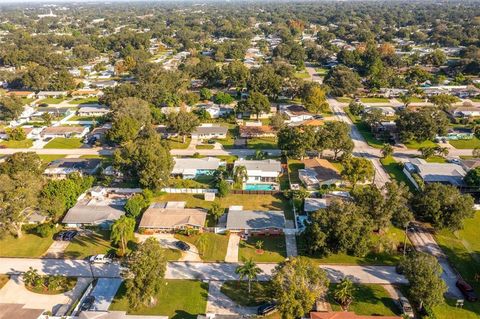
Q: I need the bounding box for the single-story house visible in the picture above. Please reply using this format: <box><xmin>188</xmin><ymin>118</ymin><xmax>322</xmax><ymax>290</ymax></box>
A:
<box><xmin>172</xmin><ymin>157</ymin><xmax>224</xmax><ymax>179</ymax></box>
<box><xmin>200</xmin><ymin>104</ymin><xmax>233</xmax><ymax>119</ymax></box>
<box><xmin>37</xmin><ymin>91</ymin><xmax>68</xmax><ymax>98</ymax></box>
<box><xmin>299</xmin><ymin>158</ymin><xmax>342</xmax><ymax>189</ymax></box>
<box><xmin>240</xmin><ymin>106</ymin><xmax>277</xmax><ymax>119</ymax></box>
<box><xmin>233</xmin><ymin>159</ymin><xmax>282</xmax><ymax>188</ymax></box>
<box><xmin>43</xmin><ymin>158</ymin><xmax>102</xmax><ymax>178</ymax></box>
<box><xmin>138</xmin><ymin>201</ymin><xmax>207</xmax><ymax>232</ymax></box>
<box><xmin>70</xmin><ymin>89</ymin><xmax>102</xmax><ymax>97</ymax></box>
<box><xmin>0</xmin><ymin>303</ymin><xmax>44</xmax><ymax>319</ymax></box>
<box><xmin>225</xmin><ymin>206</ymin><xmax>285</xmax><ymax>235</ymax></box>
<box><xmin>90</xmin><ymin>80</ymin><xmax>118</xmax><ymax>89</ymax></box>
<box><xmin>404</xmin><ymin>158</ymin><xmax>466</xmax><ymax>188</ymax></box>
<box><xmin>364</xmin><ymin>106</ymin><xmax>396</xmax><ymax>117</ymax></box>
<box><xmin>77</xmin><ymin>106</ymin><xmax>110</xmax><ymax>117</ymax></box>
<box><xmin>451</xmin><ymin>106</ymin><xmax>480</xmax><ymax>118</ymax></box>
<box><xmin>32</xmin><ymin>107</ymin><xmax>75</xmax><ymax>118</ymax></box>
<box><xmin>7</xmin><ymin>91</ymin><xmax>35</xmax><ymax>99</ymax></box>
<box><xmin>84</xmin><ymin>123</ymin><xmax>111</xmax><ymax>143</ymax></box>
<box><xmin>239</xmin><ymin>124</ymin><xmax>276</xmax><ymax>138</ymax></box>
<box><xmin>191</xmin><ymin>124</ymin><xmax>228</xmax><ymax>139</ymax></box>
<box><xmin>310</xmin><ymin>311</ymin><xmax>401</xmax><ymax>319</ymax></box>
<box><xmin>41</xmin><ymin>125</ymin><xmax>89</xmax><ymax>138</ymax></box>
<box><xmin>280</xmin><ymin>104</ymin><xmax>313</xmax><ymax>123</ymax></box>
<box><xmin>460</xmin><ymin>158</ymin><xmax>480</xmax><ymax>171</ymax></box>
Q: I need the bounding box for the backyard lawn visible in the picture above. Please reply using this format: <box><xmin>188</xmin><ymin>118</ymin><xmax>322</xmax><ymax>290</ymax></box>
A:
<box><xmin>110</xmin><ymin>280</ymin><xmax>208</xmax><ymax>319</ymax></box>
<box><xmin>220</xmin><ymin>281</ymin><xmax>273</xmax><ymax>306</ymax></box>
<box><xmin>360</xmin><ymin>97</ymin><xmax>390</xmax><ymax>103</ymax></box>
<box><xmin>154</xmin><ymin>193</ymin><xmax>294</xmax><ymax>220</ymax></box>
<box><xmin>0</xmin><ymin>139</ymin><xmax>33</xmax><ymax>148</ymax></box>
<box><xmin>246</xmin><ymin>137</ymin><xmax>277</xmax><ymax>149</ymax></box>
<box><xmin>328</xmin><ymin>284</ymin><xmax>400</xmax><ymax>316</ymax></box>
<box><xmin>239</xmin><ymin>235</ymin><xmax>286</xmax><ymax>263</ymax></box>
<box><xmin>167</xmin><ymin>137</ymin><xmax>191</xmax><ymax>149</ymax></box>
<box><xmin>175</xmin><ymin>233</ymin><xmax>229</xmax><ymax>262</ymax></box>
<box><xmin>0</xmin><ymin>231</ymin><xmax>54</xmax><ymax>257</ymax></box>
<box><xmin>380</xmin><ymin>156</ymin><xmax>416</xmax><ymax>191</ymax></box>
<box><xmin>449</xmin><ymin>137</ymin><xmax>480</xmax><ymax>149</ymax></box>
<box><xmin>69</xmin><ymin>97</ymin><xmax>99</xmax><ymax>105</ymax></box>
<box><xmin>44</xmin><ymin>138</ymin><xmax>83</xmax><ymax>149</ymax></box>
<box><xmin>64</xmin><ymin>230</ymin><xmax>114</xmax><ymax>259</ymax></box>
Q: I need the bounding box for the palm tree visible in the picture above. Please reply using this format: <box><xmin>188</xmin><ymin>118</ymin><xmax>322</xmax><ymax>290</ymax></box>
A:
<box><xmin>235</xmin><ymin>258</ymin><xmax>262</xmax><ymax>293</ymax></box>
<box><xmin>234</xmin><ymin>165</ymin><xmax>248</xmax><ymax>185</ymax></box>
<box><xmin>333</xmin><ymin>277</ymin><xmax>355</xmax><ymax>311</ymax></box>
<box><xmin>381</xmin><ymin>144</ymin><xmax>394</xmax><ymax>158</ymax></box>
<box><xmin>111</xmin><ymin>216</ymin><xmax>135</xmax><ymax>256</ymax></box>
<box><xmin>23</xmin><ymin>267</ymin><xmax>41</xmax><ymax>287</ymax></box>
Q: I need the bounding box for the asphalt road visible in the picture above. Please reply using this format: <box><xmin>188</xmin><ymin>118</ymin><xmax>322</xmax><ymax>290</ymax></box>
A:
<box><xmin>0</xmin><ymin>258</ymin><xmax>407</xmax><ymax>284</ymax></box>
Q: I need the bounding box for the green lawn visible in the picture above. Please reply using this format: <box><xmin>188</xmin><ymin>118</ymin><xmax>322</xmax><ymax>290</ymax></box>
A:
<box><xmin>220</xmin><ymin>281</ymin><xmax>273</xmax><ymax>306</ymax></box>
<box><xmin>0</xmin><ymin>231</ymin><xmax>54</xmax><ymax>257</ymax></box>
<box><xmin>432</xmin><ymin>297</ymin><xmax>480</xmax><ymax>319</ymax></box>
<box><xmin>163</xmin><ymin>248</ymin><xmax>183</xmax><ymax>261</ymax></box>
<box><xmin>69</xmin><ymin>97</ymin><xmax>99</xmax><ymax>105</ymax></box>
<box><xmin>68</xmin><ymin>116</ymin><xmax>98</xmax><ymax>121</ymax></box>
<box><xmin>409</xmin><ymin>97</ymin><xmax>425</xmax><ymax>103</ymax></box>
<box><xmin>154</xmin><ymin>193</ymin><xmax>293</xmax><ymax>221</ymax></box>
<box><xmin>345</xmin><ymin>110</ymin><xmax>384</xmax><ymax>149</ymax></box>
<box><xmin>175</xmin><ymin>233</ymin><xmax>229</xmax><ymax>262</ymax></box>
<box><xmin>38</xmin><ymin>154</ymin><xmax>67</xmax><ymax>163</ymax></box>
<box><xmin>167</xmin><ymin>137</ymin><xmax>191</xmax><ymax>149</ymax></box>
<box><xmin>239</xmin><ymin>235</ymin><xmax>286</xmax><ymax>263</ymax></box>
<box><xmin>110</xmin><ymin>280</ymin><xmax>208</xmax><ymax>319</ymax></box>
<box><xmin>64</xmin><ymin>230</ymin><xmax>114</xmax><ymax>259</ymax></box>
<box><xmin>246</xmin><ymin>137</ymin><xmax>277</xmax><ymax>149</ymax></box>
<box><xmin>39</xmin><ymin>97</ymin><xmax>66</xmax><ymax>104</ymax></box>
<box><xmin>328</xmin><ymin>284</ymin><xmax>400</xmax><ymax>316</ymax></box>
<box><xmin>294</xmin><ymin>71</ymin><xmax>310</xmax><ymax>79</ymax></box>
<box><xmin>403</xmin><ymin>140</ymin><xmax>437</xmax><ymax>149</ymax></box>
<box><xmin>195</xmin><ymin>144</ymin><xmax>215</xmax><ymax>150</ymax></box>
<box><xmin>449</xmin><ymin>137</ymin><xmax>480</xmax><ymax>149</ymax></box>
<box><xmin>425</xmin><ymin>155</ymin><xmax>448</xmax><ymax>163</ymax></box>
<box><xmin>44</xmin><ymin>138</ymin><xmax>83</xmax><ymax>149</ymax></box>
<box><xmin>298</xmin><ymin>227</ymin><xmax>408</xmax><ymax>266</ymax></box>
<box><xmin>0</xmin><ymin>139</ymin><xmax>33</xmax><ymax>148</ymax></box>
<box><xmin>315</xmin><ymin>68</ymin><xmax>328</xmax><ymax>75</ymax></box>
<box><xmin>337</xmin><ymin>97</ymin><xmax>353</xmax><ymax>103</ymax></box>
<box><xmin>380</xmin><ymin>156</ymin><xmax>416</xmax><ymax>191</ymax></box>
<box><xmin>360</xmin><ymin>97</ymin><xmax>390</xmax><ymax>103</ymax></box>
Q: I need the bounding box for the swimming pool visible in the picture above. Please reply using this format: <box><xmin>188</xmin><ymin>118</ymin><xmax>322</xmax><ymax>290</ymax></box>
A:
<box><xmin>244</xmin><ymin>183</ymin><xmax>275</xmax><ymax>191</ymax></box>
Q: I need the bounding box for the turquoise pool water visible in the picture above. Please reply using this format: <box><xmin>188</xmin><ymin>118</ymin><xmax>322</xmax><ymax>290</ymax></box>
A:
<box><xmin>244</xmin><ymin>183</ymin><xmax>275</xmax><ymax>191</ymax></box>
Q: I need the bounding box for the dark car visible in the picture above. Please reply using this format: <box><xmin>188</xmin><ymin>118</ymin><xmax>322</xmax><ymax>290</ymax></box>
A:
<box><xmin>257</xmin><ymin>302</ymin><xmax>276</xmax><ymax>316</ymax></box>
<box><xmin>63</xmin><ymin>231</ymin><xmax>78</xmax><ymax>241</ymax></box>
<box><xmin>174</xmin><ymin>241</ymin><xmax>190</xmax><ymax>251</ymax></box>
<box><xmin>457</xmin><ymin>279</ymin><xmax>479</xmax><ymax>302</ymax></box>
<box><xmin>207</xmin><ymin>139</ymin><xmax>216</xmax><ymax>144</ymax></box>
<box><xmin>54</xmin><ymin>231</ymin><xmax>66</xmax><ymax>241</ymax></box>
<box><xmin>80</xmin><ymin>295</ymin><xmax>95</xmax><ymax>311</ymax></box>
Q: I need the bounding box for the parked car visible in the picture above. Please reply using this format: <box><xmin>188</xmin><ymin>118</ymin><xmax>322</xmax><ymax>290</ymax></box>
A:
<box><xmin>80</xmin><ymin>295</ymin><xmax>95</xmax><ymax>311</ymax></box>
<box><xmin>174</xmin><ymin>241</ymin><xmax>190</xmax><ymax>251</ymax></box>
<box><xmin>257</xmin><ymin>302</ymin><xmax>276</xmax><ymax>316</ymax></box>
<box><xmin>54</xmin><ymin>230</ymin><xmax>77</xmax><ymax>241</ymax></box>
<box><xmin>399</xmin><ymin>297</ymin><xmax>415</xmax><ymax>318</ymax></box>
<box><xmin>456</xmin><ymin>279</ymin><xmax>479</xmax><ymax>302</ymax></box>
<box><xmin>207</xmin><ymin>139</ymin><xmax>216</xmax><ymax>144</ymax></box>
<box><xmin>89</xmin><ymin>254</ymin><xmax>112</xmax><ymax>264</ymax></box>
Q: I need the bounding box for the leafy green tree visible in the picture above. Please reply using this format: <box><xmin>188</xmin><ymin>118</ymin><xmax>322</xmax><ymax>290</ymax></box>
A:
<box><xmin>214</xmin><ymin>92</ymin><xmax>234</xmax><ymax>105</ymax></box>
<box><xmin>423</xmin><ymin>49</ymin><xmax>447</xmax><ymax>67</ymax></box>
<box><xmin>348</xmin><ymin>101</ymin><xmax>364</xmax><ymax>116</ymax></box>
<box><xmin>41</xmin><ymin>112</ymin><xmax>53</xmax><ymax>126</ymax></box>
<box><xmin>464</xmin><ymin>167</ymin><xmax>480</xmax><ymax>189</ymax></box>
<box><xmin>384</xmin><ymin>181</ymin><xmax>414</xmax><ymax>228</ymax></box>
<box><xmin>183</xmin><ymin>92</ymin><xmax>200</xmax><ymax>106</ymax></box>
<box><xmin>0</xmin><ymin>96</ymin><xmax>24</xmax><ymax>121</ymax></box>
<box><xmin>400</xmin><ymin>252</ymin><xmax>447</xmax><ymax>309</ymax></box>
<box><xmin>381</xmin><ymin>144</ymin><xmax>394</xmax><ymax>158</ymax></box>
<box><xmin>236</xmin><ymin>91</ymin><xmax>270</xmax><ymax>119</ymax></box>
<box><xmin>324</xmin><ymin>121</ymin><xmax>354</xmax><ymax>160</ymax></box>
<box><xmin>166</xmin><ymin>109</ymin><xmax>199</xmax><ymax>143</ymax></box>
<box><xmin>223</xmin><ymin>60</ymin><xmax>250</xmax><ymax>88</ymax></box>
<box><xmin>114</xmin><ymin>129</ymin><xmax>173</xmax><ymax>190</ymax></box>
<box><xmin>341</xmin><ymin>157</ymin><xmax>374</xmax><ymax>188</ymax></box>
<box><xmin>271</xmin><ymin>257</ymin><xmax>329</xmax><ymax>319</ymax></box>
<box><xmin>324</xmin><ymin>65</ymin><xmax>361</xmax><ymax>97</ymax></box>
<box><xmin>352</xmin><ymin>184</ymin><xmax>391</xmax><ymax>231</ymax></box>
<box><xmin>125</xmin><ymin>194</ymin><xmax>148</xmax><ymax>218</ymax></box>
<box><xmin>233</xmin><ymin>165</ymin><xmax>248</xmax><ymax>185</ymax></box>
<box><xmin>126</xmin><ymin>238</ymin><xmax>166</xmax><ymax>309</ymax></box>
<box><xmin>333</xmin><ymin>277</ymin><xmax>355</xmax><ymax>310</ymax></box>
<box><xmin>5</xmin><ymin>127</ymin><xmax>26</xmax><ymax>141</ymax></box>
<box><xmin>269</xmin><ymin>112</ymin><xmax>287</xmax><ymax>130</ymax></box>
<box><xmin>208</xmin><ymin>202</ymin><xmax>224</xmax><ymax>223</ymax></box>
<box><xmin>21</xmin><ymin>65</ymin><xmax>52</xmax><ymax>90</ymax></box>
<box><xmin>277</xmin><ymin>126</ymin><xmax>315</xmax><ymax>159</ymax></box>
<box><xmin>199</xmin><ymin>88</ymin><xmax>213</xmax><ymax>100</ymax></box>
<box><xmin>362</xmin><ymin>108</ymin><xmax>384</xmax><ymax>128</ymax></box>
<box><xmin>217</xmin><ymin>179</ymin><xmax>230</xmax><ymax>198</ymax></box>
<box><xmin>235</xmin><ymin>258</ymin><xmax>263</xmax><ymax>293</ymax></box>
<box><xmin>412</xmin><ymin>183</ymin><xmax>474</xmax><ymax>231</ymax></box>
<box><xmin>248</xmin><ymin>65</ymin><xmax>282</xmax><ymax>98</ymax></box>
<box><xmin>111</xmin><ymin>216</ymin><xmax>135</xmax><ymax>256</ymax></box>
<box><xmin>419</xmin><ymin>146</ymin><xmax>436</xmax><ymax>159</ymax></box>
<box><xmin>23</xmin><ymin>267</ymin><xmax>41</xmax><ymax>287</ymax></box>
<box><xmin>301</xmin><ymin>84</ymin><xmax>329</xmax><ymax>114</ymax></box>
<box><xmin>428</xmin><ymin>94</ymin><xmax>458</xmax><ymax>111</ymax></box>
<box><xmin>396</xmin><ymin>108</ymin><xmax>449</xmax><ymax>143</ymax></box>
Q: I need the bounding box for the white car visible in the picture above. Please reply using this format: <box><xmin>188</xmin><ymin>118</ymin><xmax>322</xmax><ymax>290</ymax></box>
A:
<box><xmin>89</xmin><ymin>254</ymin><xmax>112</xmax><ymax>264</ymax></box>
<box><xmin>399</xmin><ymin>297</ymin><xmax>414</xmax><ymax>318</ymax></box>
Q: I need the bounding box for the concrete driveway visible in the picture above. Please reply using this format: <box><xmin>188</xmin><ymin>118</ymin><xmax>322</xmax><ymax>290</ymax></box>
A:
<box><xmin>43</xmin><ymin>240</ymin><xmax>71</xmax><ymax>258</ymax></box>
<box><xmin>225</xmin><ymin>234</ymin><xmax>239</xmax><ymax>262</ymax></box>
<box><xmin>89</xmin><ymin>278</ymin><xmax>123</xmax><ymax>311</ymax></box>
<box><xmin>206</xmin><ymin>281</ymin><xmax>257</xmax><ymax>315</ymax></box>
<box><xmin>136</xmin><ymin>234</ymin><xmax>201</xmax><ymax>262</ymax></box>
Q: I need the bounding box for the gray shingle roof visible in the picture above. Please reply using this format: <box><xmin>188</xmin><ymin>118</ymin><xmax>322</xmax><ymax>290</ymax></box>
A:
<box><xmin>226</xmin><ymin>208</ymin><xmax>285</xmax><ymax>230</ymax></box>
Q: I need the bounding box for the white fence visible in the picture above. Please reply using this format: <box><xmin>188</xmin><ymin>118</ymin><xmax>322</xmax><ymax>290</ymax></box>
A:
<box><xmin>161</xmin><ymin>188</ymin><xmax>218</xmax><ymax>194</ymax></box>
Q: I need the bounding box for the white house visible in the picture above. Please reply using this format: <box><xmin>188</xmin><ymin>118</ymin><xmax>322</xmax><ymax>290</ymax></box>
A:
<box><xmin>77</xmin><ymin>106</ymin><xmax>110</xmax><ymax>117</ymax></box>
<box><xmin>200</xmin><ymin>104</ymin><xmax>233</xmax><ymax>119</ymax></box>
<box><xmin>404</xmin><ymin>158</ymin><xmax>466</xmax><ymax>189</ymax></box>
<box><xmin>37</xmin><ymin>91</ymin><xmax>68</xmax><ymax>98</ymax></box>
<box><xmin>233</xmin><ymin>159</ymin><xmax>282</xmax><ymax>189</ymax></box>
<box><xmin>191</xmin><ymin>124</ymin><xmax>228</xmax><ymax>139</ymax></box>
<box><xmin>280</xmin><ymin>104</ymin><xmax>314</xmax><ymax>123</ymax></box>
<box><xmin>41</xmin><ymin>126</ymin><xmax>89</xmax><ymax>138</ymax></box>
<box><xmin>171</xmin><ymin>157</ymin><xmax>224</xmax><ymax>179</ymax></box>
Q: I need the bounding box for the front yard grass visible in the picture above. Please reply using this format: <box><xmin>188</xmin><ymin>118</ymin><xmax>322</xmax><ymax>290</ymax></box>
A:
<box><xmin>0</xmin><ymin>139</ymin><xmax>33</xmax><ymax>148</ymax></box>
<box><xmin>425</xmin><ymin>155</ymin><xmax>448</xmax><ymax>163</ymax></box>
<box><xmin>39</xmin><ymin>97</ymin><xmax>66</xmax><ymax>104</ymax></box>
<box><xmin>64</xmin><ymin>230</ymin><xmax>114</xmax><ymax>259</ymax></box>
<box><xmin>38</xmin><ymin>154</ymin><xmax>67</xmax><ymax>163</ymax></box>
<box><xmin>110</xmin><ymin>280</ymin><xmax>208</xmax><ymax>319</ymax></box>
<box><xmin>336</xmin><ymin>97</ymin><xmax>352</xmax><ymax>103</ymax></box>
<box><xmin>69</xmin><ymin>97</ymin><xmax>99</xmax><ymax>105</ymax></box>
<box><xmin>195</xmin><ymin>144</ymin><xmax>215</xmax><ymax>150</ymax></box>
<box><xmin>246</xmin><ymin>137</ymin><xmax>277</xmax><ymax>149</ymax></box>
<box><xmin>449</xmin><ymin>137</ymin><xmax>480</xmax><ymax>149</ymax></box>
<box><xmin>239</xmin><ymin>235</ymin><xmax>286</xmax><ymax>263</ymax></box>
<box><xmin>175</xmin><ymin>233</ymin><xmax>229</xmax><ymax>262</ymax></box>
<box><xmin>0</xmin><ymin>231</ymin><xmax>53</xmax><ymax>257</ymax></box>
<box><xmin>294</xmin><ymin>71</ymin><xmax>310</xmax><ymax>79</ymax></box>
<box><xmin>360</xmin><ymin>97</ymin><xmax>390</xmax><ymax>103</ymax></box>
<box><xmin>380</xmin><ymin>156</ymin><xmax>416</xmax><ymax>191</ymax></box>
<box><xmin>44</xmin><ymin>138</ymin><xmax>83</xmax><ymax>149</ymax></box>
<box><xmin>328</xmin><ymin>283</ymin><xmax>400</xmax><ymax>316</ymax></box>
<box><xmin>166</xmin><ymin>136</ymin><xmax>191</xmax><ymax>149</ymax></box>
<box><xmin>220</xmin><ymin>281</ymin><xmax>273</xmax><ymax>306</ymax></box>
<box><xmin>315</xmin><ymin>68</ymin><xmax>328</xmax><ymax>75</ymax></box>
<box><xmin>68</xmin><ymin>116</ymin><xmax>98</xmax><ymax>121</ymax></box>
<box><xmin>432</xmin><ymin>297</ymin><xmax>480</xmax><ymax>319</ymax></box>
<box><xmin>403</xmin><ymin>140</ymin><xmax>437</xmax><ymax>149</ymax></box>
<box><xmin>217</xmin><ymin>127</ymin><xmax>237</xmax><ymax>149</ymax></box>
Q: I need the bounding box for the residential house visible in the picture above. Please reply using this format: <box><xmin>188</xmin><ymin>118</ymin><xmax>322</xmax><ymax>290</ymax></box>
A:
<box><xmin>32</xmin><ymin>107</ymin><xmax>75</xmax><ymax>119</ymax></box>
<box><xmin>233</xmin><ymin>159</ymin><xmax>282</xmax><ymax>189</ymax></box>
<box><xmin>191</xmin><ymin>124</ymin><xmax>228</xmax><ymax>139</ymax></box>
<box><xmin>280</xmin><ymin>104</ymin><xmax>314</xmax><ymax>123</ymax></box>
<box><xmin>404</xmin><ymin>158</ymin><xmax>466</xmax><ymax>189</ymax></box>
<box><xmin>0</xmin><ymin>304</ymin><xmax>44</xmax><ymax>319</ymax></box>
<box><xmin>298</xmin><ymin>158</ymin><xmax>342</xmax><ymax>189</ymax></box>
<box><xmin>225</xmin><ymin>206</ymin><xmax>285</xmax><ymax>235</ymax></box>
<box><xmin>200</xmin><ymin>104</ymin><xmax>233</xmax><ymax>119</ymax></box>
<box><xmin>239</xmin><ymin>123</ymin><xmax>276</xmax><ymax>138</ymax></box>
<box><xmin>364</xmin><ymin>106</ymin><xmax>396</xmax><ymax>117</ymax></box>
<box><xmin>172</xmin><ymin>157</ymin><xmax>224</xmax><ymax>179</ymax></box>
<box><xmin>41</xmin><ymin>126</ymin><xmax>89</xmax><ymax>138</ymax></box>
<box><xmin>90</xmin><ymin>80</ymin><xmax>118</xmax><ymax>89</ymax></box>
<box><xmin>138</xmin><ymin>201</ymin><xmax>207</xmax><ymax>232</ymax></box>
<box><xmin>71</xmin><ymin>89</ymin><xmax>102</xmax><ymax>97</ymax></box>
<box><xmin>43</xmin><ymin>158</ymin><xmax>102</xmax><ymax>179</ymax></box>
<box><xmin>37</xmin><ymin>91</ymin><xmax>68</xmax><ymax>98</ymax></box>
<box><xmin>239</xmin><ymin>106</ymin><xmax>276</xmax><ymax>119</ymax></box>
<box><xmin>77</xmin><ymin>106</ymin><xmax>110</xmax><ymax>117</ymax></box>
<box><xmin>7</xmin><ymin>91</ymin><xmax>35</xmax><ymax>99</ymax></box>
<box><xmin>84</xmin><ymin>123</ymin><xmax>111</xmax><ymax>143</ymax></box>
<box><xmin>451</xmin><ymin>106</ymin><xmax>480</xmax><ymax>118</ymax></box>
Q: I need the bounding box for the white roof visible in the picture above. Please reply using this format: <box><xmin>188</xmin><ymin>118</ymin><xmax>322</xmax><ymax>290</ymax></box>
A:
<box><xmin>172</xmin><ymin>157</ymin><xmax>222</xmax><ymax>175</ymax></box>
<box><xmin>234</xmin><ymin>159</ymin><xmax>282</xmax><ymax>177</ymax></box>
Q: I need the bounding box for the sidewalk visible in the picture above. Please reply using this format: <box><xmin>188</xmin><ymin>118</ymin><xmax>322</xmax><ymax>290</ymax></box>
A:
<box><xmin>225</xmin><ymin>234</ymin><xmax>240</xmax><ymax>262</ymax></box>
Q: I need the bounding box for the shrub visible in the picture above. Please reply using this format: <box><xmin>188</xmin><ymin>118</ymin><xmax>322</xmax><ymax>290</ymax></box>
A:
<box><xmin>217</xmin><ymin>180</ymin><xmax>230</xmax><ymax>197</ymax></box>
<box><xmin>35</xmin><ymin>223</ymin><xmax>54</xmax><ymax>238</ymax></box>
